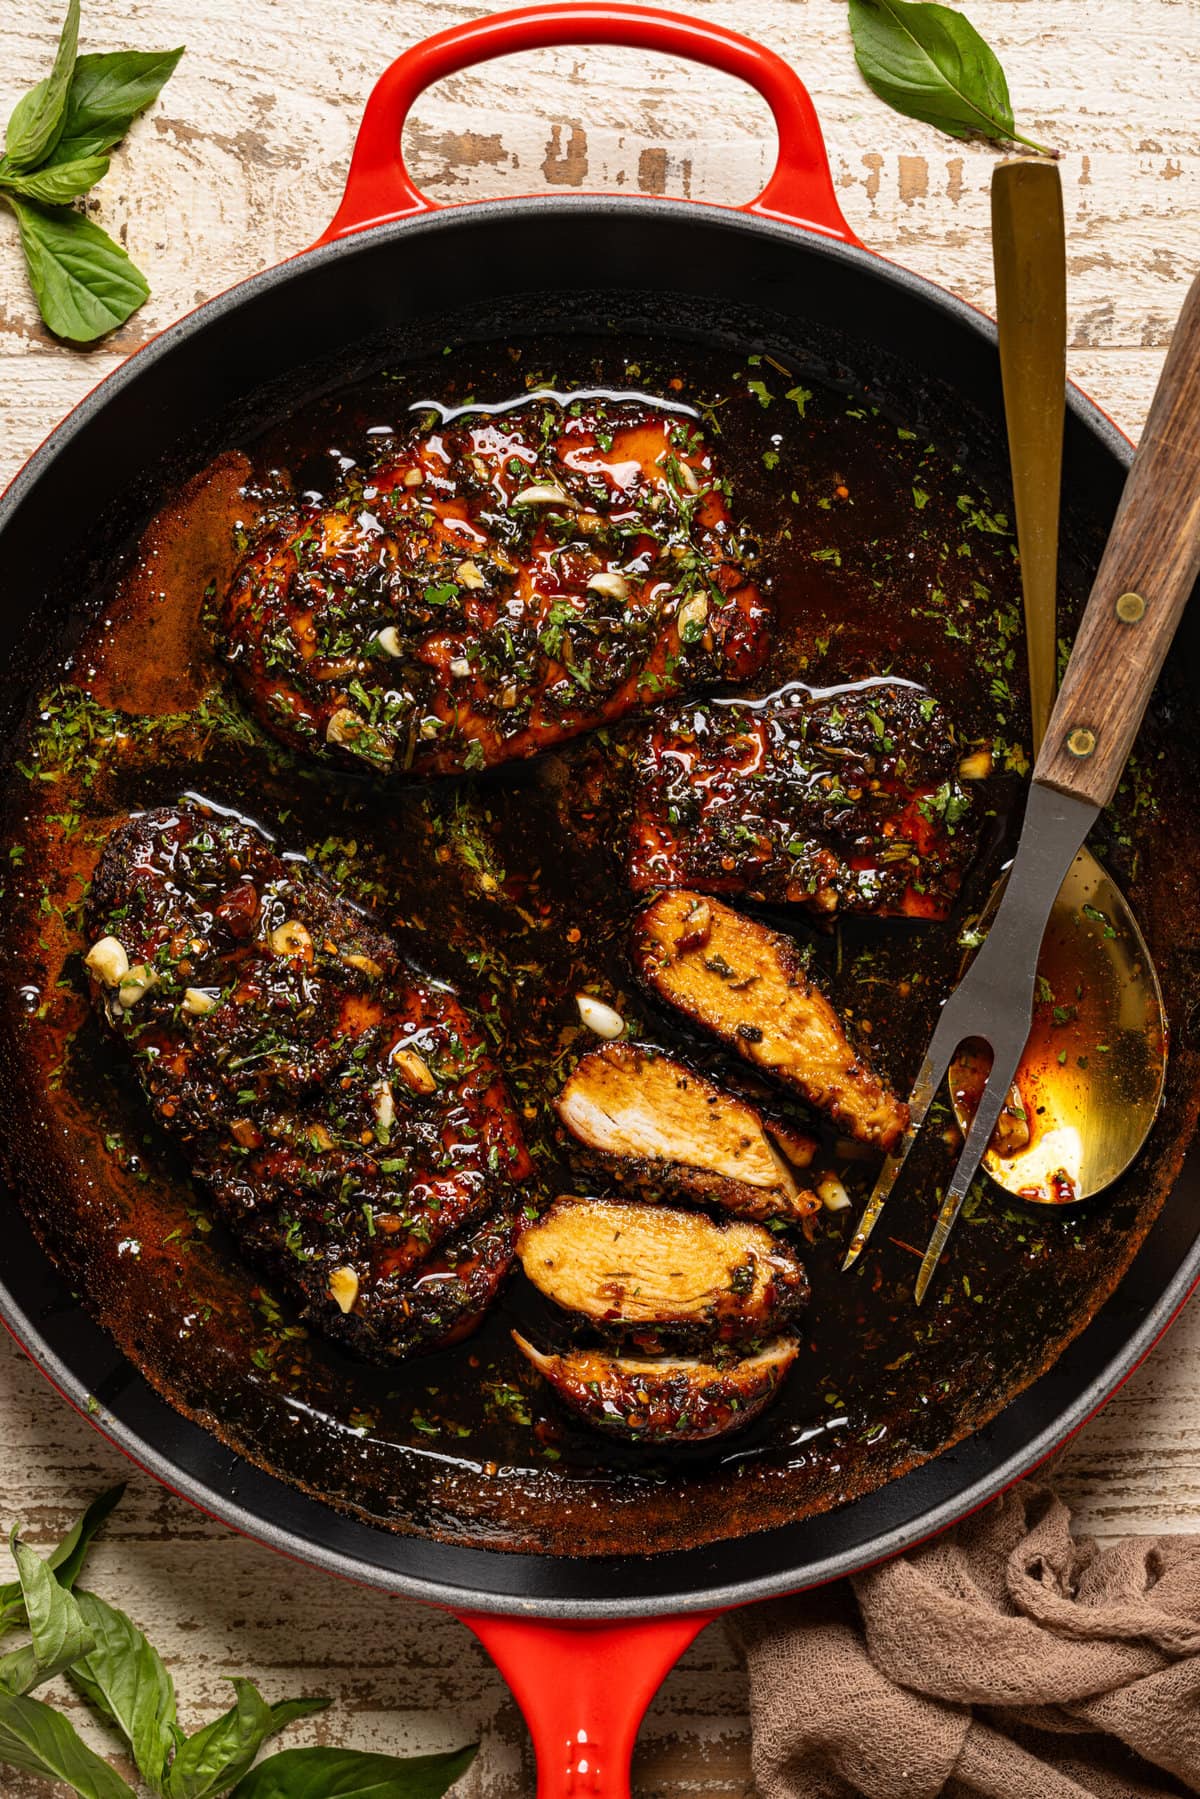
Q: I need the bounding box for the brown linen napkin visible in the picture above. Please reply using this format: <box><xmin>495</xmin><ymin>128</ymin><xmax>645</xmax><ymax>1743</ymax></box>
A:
<box><xmin>731</xmin><ymin>1481</ymin><xmax>1200</xmax><ymax>1799</ymax></box>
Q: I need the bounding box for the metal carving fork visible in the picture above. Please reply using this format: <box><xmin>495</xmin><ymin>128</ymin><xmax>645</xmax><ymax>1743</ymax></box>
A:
<box><xmin>843</xmin><ymin>251</ymin><xmax>1200</xmax><ymax>1303</ymax></box>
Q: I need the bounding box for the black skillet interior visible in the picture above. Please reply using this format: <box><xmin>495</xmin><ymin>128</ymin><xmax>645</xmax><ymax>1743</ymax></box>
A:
<box><xmin>2</xmin><ymin>199</ymin><xmax>1199</xmax><ymax>1614</ymax></box>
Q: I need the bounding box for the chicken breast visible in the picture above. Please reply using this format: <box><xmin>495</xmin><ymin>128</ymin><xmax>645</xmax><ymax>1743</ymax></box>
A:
<box><xmin>627</xmin><ymin>678</ymin><xmax>982</xmax><ymax>919</ymax></box>
<box><xmin>84</xmin><ymin>804</ymin><xmax>532</xmax><ymax>1360</ymax></box>
<box><xmin>633</xmin><ymin>892</ymin><xmax>908</xmax><ymax>1152</ymax></box>
<box><xmin>218</xmin><ymin>394</ymin><xmax>770</xmax><ymax>778</ymax></box>
<box><xmin>516</xmin><ymin>1196</ymin><xmax>808</xmax><ymax>1345</ymax></box>
<box><xmin>512</xmin><ymin>1332</ymin><xmax>799</xmax><ymax>1443</ymax></box>
<box><xmin>556</xmin><ymin>1042</ymin><xmax>818</xmax><ymax>1221</ymax></box>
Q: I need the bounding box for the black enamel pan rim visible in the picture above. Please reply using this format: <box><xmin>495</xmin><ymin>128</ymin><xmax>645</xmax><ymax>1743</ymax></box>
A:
<box><xmin>2</xmin><ymin>193</ymin><xmax>1189</xmax><ymax>1620</ymax></box>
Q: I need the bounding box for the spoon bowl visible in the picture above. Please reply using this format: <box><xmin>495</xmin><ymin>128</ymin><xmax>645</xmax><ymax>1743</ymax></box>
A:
<box><xmin>950</xmin><ymin>851</ymin><xmax>1166</xmax><ymax>1204</ymax></box>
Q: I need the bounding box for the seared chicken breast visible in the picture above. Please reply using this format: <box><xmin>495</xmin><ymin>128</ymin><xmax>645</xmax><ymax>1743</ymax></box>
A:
<box><xmin>628</xmin><ymin>678</ymin><xmax>982</xmax><ymax>919</ymax></box>
<box><xmin>84</xmin><ymin>804</ymin><xmax>532</xmax><ymax>1360</ymax></box>
<box><xmin>218</xmin><ymin>395</ymin><xmax>770</xmax><ymax>778</ymax></box>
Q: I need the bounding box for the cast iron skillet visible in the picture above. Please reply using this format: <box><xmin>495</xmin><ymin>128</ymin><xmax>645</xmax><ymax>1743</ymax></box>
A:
<box><xmin>1</xmin><ymin>7</ymin><xmax>1197</xmax><ymax>1793</ymax></box>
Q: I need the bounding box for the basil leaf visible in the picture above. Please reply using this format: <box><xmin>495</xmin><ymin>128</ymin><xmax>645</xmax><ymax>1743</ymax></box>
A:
<box><xmin>230</xmin><ymin>1744</ymin><xmax>478</xmax><ymax>1799</ymax></box>
<box><xmin>0</xmin><ymin>1690</ymin><xmax>136</xmax><ymax>1798</ymax></box>
<box><xmin>69</xmin><ymin>1591</ymin><xmax>178</xmax><ymax>1786</ymax></box>
<box><xmin>0</xmin><ymin>1644</ymin><xmax>41</xmax><ymax>1696</ymax></box>
<box><xmin>163</xmin><ymin>1679</ymin><xmax>329</xmax><ymax>1799</ymax></box>
<box><xmin>48</xmin><ymin>48</ymin><xmax>185</xmax><ymax>164</ymax></box>
<box><xmin>5</xmin><ymin>0</ymin><xmax>81</xmax><ymax>171</ymax></box>
<box><xmin>0</xmin><ymin>1486</ymin><xmax>123</xmax><ymax>1642</ymax></box>
<box><xmin>47</xmin><ymin>1486</ymin><xmax>126</xmax><ymax>1593</ymax></box>
<box><xmin>7</xmin><ymin>198</ymin><xmax>149</xmax><ymax>342</ymax></box>
<box><xmin>0</xmin><ymin>156</ymin><xmax>109</xmax><ymax>203</ymax></box>
<box><xmin>848</xmin><ymin>0</ymin><xmax>1050</xmax><ymax>153</ymax></box>
<box><xmin>1</xmin><ymin>1530</ymin><xmax>93</xmax><ymax>1691</ymax></box>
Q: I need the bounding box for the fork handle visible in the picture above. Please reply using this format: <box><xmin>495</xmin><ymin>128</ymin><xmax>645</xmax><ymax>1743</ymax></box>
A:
<box><xmin>1034</xmin><ymin>267</ymin><xmax>1200</xmax><ymax>807</ymax></box>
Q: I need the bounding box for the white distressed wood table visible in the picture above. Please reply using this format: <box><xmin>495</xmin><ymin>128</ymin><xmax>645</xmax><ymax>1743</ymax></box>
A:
<box><xmin>2</xmin><ymin>1</ymin><xmax>1200</xmax><ymax>1792</ymax></box>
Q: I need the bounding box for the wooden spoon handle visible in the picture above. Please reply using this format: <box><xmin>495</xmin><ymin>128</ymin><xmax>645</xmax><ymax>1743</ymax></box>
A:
<box><xmin>992</xmin><ymin>158</ymin><xmax>1066</xmax><ymax>757</ymax></box>
<box><xmin>1035</xmin><ymin>268</ymin><xmax>1200</xmax><ymax>807</ymax></box>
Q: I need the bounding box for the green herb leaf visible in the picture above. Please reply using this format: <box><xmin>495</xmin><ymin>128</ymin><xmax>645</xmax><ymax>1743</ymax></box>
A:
<box><xmin>164</xmin><ymin>1679</ymin><xmax>329</xmax><ymax>1799</ymax></box>
<box><xmin>48</xmin><ymin>48</ymin><xmax>185</xmax><ymax>164</ymax></box>
<box><xmin>847</xmin><ymin>0</ymin><xmax>1050</xmax><ymax>153</ymax></box>
<box><xmin>230</xmin><ymin>1744</ymin><xmax>479</xmax><ymax>1799</ymax></box>
<box><xmin>7</xmin><ymin>198</ymin><xmax>149</xmax><ymax>342</ymax></box>
<box><xmin>0</xmin><ymin>1486</ymin><xmax>124</xmax><ymax>1641</ymax></box>
<box><xmin>0</xmin><ymin>1531</ymin><xmax>93</xmax><ymax>1694</ymax></box>
<box><xmin>0</xmin><ymin>1690</ymin><xmax>136</xmax><ymax>1798</ymax></box>
<box><xmin>68</xmin><ymin>1591</ymin><xmax>178</xmax><ymax>1786</ymax></box>
<box><xmin>0</xmin><ymin>155</ymin><xmax>109</xmax><ymax>203</ymax></box>
<box><xmin>4</xmin><ymin>0</ymin><xmax>80</xmax><ymax>170</ymax></box>
<box><xmin>45</xmin><ymin>1487</ymin><xmax>126</xmax><ymax>1593</ymax></box>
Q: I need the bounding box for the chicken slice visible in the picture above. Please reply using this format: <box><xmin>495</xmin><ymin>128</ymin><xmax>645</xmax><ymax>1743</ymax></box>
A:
<box><xmin>512</xmin><ymin>1332</ymin><xmax>798</xmax><ymax>1443</ymax></box>
<box><xmin>516</xmin><ymin>1196</ymin><xmax>808</xmax><ymax>1345</ymax></box>
<box><xmin>556</xmin><ymin>1042</ymin><xmax>818</xmax><ymax>1222</ymax></box>
<box><xmin>633</xmin><ymin>892</ymin><xmax>908</xmax><ymax>1152</ymax></box>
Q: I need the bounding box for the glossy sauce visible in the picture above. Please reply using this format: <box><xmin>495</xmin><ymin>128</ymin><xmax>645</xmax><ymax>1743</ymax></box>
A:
<box><xmin>1</xmin><ymin>338</ymin><xmax>1197</xmax><ymax>1556</ymax></box>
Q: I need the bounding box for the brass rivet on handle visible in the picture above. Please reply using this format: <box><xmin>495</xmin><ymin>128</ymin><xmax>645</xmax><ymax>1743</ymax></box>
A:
<box><xmin>1066</xmin><ymin>726</ymin><xmax>1097</xmax><ymax>760</ymax></box>
<box><xmin>1116</xmin><ymin>590</ymin><xmax>1146</xmax><ymax>623</ymax></box>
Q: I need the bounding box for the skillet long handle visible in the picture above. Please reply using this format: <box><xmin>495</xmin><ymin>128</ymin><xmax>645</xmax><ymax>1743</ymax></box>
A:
<box><xmin>1034</xmin><ymin>267</ymin><xmax>1200</xmax><ymax>807</ymax></box>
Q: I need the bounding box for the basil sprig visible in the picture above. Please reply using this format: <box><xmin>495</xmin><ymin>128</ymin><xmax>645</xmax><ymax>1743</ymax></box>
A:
<box><xmin>0</xmin><ymin>1489</ymin><xmax>477</xmax><ymax>1798</ymax></box>
<box><xmin>848</xmin><ymin>0</ymin><xmax>1052</xmax><ymax>153</ymax></box>
<box><xmin>0</xmin><ymin>0</ymin><xmax>183</xmax><ymax>342</ymax></box>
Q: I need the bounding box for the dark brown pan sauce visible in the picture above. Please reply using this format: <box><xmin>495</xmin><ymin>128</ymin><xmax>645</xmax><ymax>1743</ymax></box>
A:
<box><xmin>3</xmin><ymin>340</ymin><xmax>1199</xmax><ymax>1557</ymax></box>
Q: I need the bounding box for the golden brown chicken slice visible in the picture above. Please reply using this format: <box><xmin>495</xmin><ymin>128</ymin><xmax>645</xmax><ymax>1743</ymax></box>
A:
<box><xmin>218</xmin><ymin>394</ymin><xmax>770</xmax><ymax>778</ymax></box>
<box><xmin>516</xmin><ymin>1196</ymin><xmax>808</xmax><ymax>1345</ymax></box>
<box><xmin>556</xmin><ymin>1043</ymin><xmax>818</xmax><ymax>1222</ymax></box>
<box><xmin>632</xmin><ymin>892</ymin><xmax>908</xmax><ymax>1152</ymax></box>
<box><xmin>512</xmin><ymin>1332</ymin><xmax>799</xmax><ymax>1443</ymax></box>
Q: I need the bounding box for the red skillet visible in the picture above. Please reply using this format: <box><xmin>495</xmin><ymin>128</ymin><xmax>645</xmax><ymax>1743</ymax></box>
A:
<box><xmin>3</xmin><ymin>8</ymin><xmax>1199</xmax><ymax>1797</ymax></box>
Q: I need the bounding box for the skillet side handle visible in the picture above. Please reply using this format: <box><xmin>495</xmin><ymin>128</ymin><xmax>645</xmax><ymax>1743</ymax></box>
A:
<box><xmin>460</xmin><ymin>1610</ymin><xmax>717</xmax><ymax>1799</ymax></box>
<box><xmin>314</xmin><ymin>2</ymin><xmax>860</xmax><ymax>248</ymax></box>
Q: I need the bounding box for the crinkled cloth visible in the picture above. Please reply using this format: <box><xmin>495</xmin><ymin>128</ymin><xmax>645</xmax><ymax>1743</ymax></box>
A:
<box><xmin>731</xmin><ymin>1482</ymin><xmax>1200</xmax><ymax>1799</ymax></box>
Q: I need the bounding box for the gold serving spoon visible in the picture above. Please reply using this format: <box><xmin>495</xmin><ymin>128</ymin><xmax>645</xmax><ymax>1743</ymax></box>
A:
<box><xmin>946</xmin><ymin>158</ymin><xmax>1166</xmax><ymax>1207</ymax></box>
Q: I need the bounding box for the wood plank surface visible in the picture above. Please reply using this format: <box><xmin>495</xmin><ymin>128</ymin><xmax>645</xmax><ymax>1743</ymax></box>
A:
<box><xmin>2</xmin><ymin>1</ymin><xmax>1199</xmax><ymax>1793</ymax></box>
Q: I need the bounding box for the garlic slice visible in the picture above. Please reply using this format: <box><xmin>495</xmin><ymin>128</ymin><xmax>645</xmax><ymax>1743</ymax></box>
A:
<box><xmin>117</xmin><ymin>964</ymin><xmax>158</xmax><ymax>1008</ymax></box>
<box><xmin>816</xmin><ymin>1173</ymin><xmax>852</xmax><ymax>1212</ymax></box>
<box><xmin>513</xmin><ymin>482</ymin><xmax>577</xmax><ymax>508</ymax></box>
<box><xmin>326</xmin><ymin>707</ymin><xmax>366</xmax><ymax>746</ymax></box>
<box><xmin>586</xmin><ymin>570</ymin><xmax>630</xmax><ymax>602</ymax></box>
<box><xmin>328</xmin><ymin>1266</ymin><xmax>360</xmax><ymax>1314</ymax></box>
<box><xmin>391</xmin><ymin>1047</ymin><xmax>437</xmax><ymax>1094</ymax></box>
<box><xmin>84</xmin><ymin>936</ymin><xmax>129</xmax><ymax>988</ymax></box>
<box><xmin>575</xmin><ymin>993</ymin><xmax>625</xmax><ymax>1040</ymax></box>
<box><xmin>269</xmin><ymin>920</ymin><xmax>312</xmax><ymax>958</ymax></box>
<box><xmin>677</xmin><ymin>594</ymin><xmax>709</xmax><ymax>642</ymax></box>
<box><xmin>373</xmin><ymin>1080</ymin><xmax>396</xmax><ymax>1133</ymax></box>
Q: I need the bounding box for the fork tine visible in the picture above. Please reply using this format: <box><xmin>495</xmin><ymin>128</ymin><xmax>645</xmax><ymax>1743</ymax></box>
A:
<box><xmin>841</xmin><ymin>1030</ymin><xmax>956</xmax><ymax>1273</ymax></box>
<box><xmin>913</xmin><ymin>1042</ymin><xmax>1024</xmax><ymax>1304</ymax></box>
